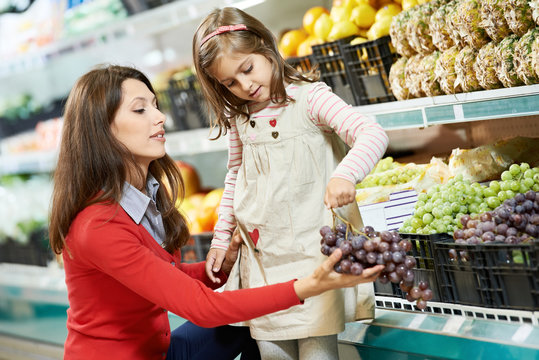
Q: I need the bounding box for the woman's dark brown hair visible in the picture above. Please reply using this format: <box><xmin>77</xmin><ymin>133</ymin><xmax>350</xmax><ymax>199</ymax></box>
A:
<box><xmin>49</xmin><ymin>65</ymin><xmax>189</xmax><ymax>255</ymax></box>
<box><xmin>192</xmin><ymin>7</ymin><xmax>319</xmax><ymax>138</ymax></box>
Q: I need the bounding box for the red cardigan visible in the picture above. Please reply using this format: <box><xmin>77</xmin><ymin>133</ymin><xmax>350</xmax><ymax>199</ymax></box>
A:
<box><xmin>63</xmin><ymin>203</ymin><xmax>301</xmax><ymax>359</ymax></box>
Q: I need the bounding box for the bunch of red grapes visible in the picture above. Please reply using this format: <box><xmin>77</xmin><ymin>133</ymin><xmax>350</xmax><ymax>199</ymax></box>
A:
<box><xmin>453</xmin><ymin>190</ymin><xmax>538</xmax><ymax>245</ymax></box>
<box><xmin>320</xmin><ymin>221</ymin><xmax>433</xmax><ymax>310</ymax></box>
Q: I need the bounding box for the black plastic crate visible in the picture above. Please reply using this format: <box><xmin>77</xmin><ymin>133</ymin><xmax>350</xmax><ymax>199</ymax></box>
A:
<box><xmin>286</xmin><ymin>54</ymin><xmax>316</xmax><ymax>73</ymax></box>
<box><xmin>480</xmin><ymin>240</ymin><xmax>539</xmax><ymax>311</ymax></box>
<box><xmin>311</xmin><ymin>36</ymin><xmax>357</xmax><ymax>106</ymax></box>
<box><xmin>181</xmin><ymin>232</ymin><xmax>212</xmax><ymax>263</ymax></box>
<box><xmin>340</xmin><ymin>36</ymin><xmax>396</xmax><ymax>105</ymax></box>
<box><xmin>374</xmin><ymin>233</ymin><xmax>450</xmax><ymax>302</ymax></box>
<box><xmin>162</xmin><ymin>75</ymin><xmax>208</xmax><ymax>132</ymax></box>
<box><xmin>434</xmin><ymin>239</ymin><xmax>494</xmax><ymax>307</ymax></box>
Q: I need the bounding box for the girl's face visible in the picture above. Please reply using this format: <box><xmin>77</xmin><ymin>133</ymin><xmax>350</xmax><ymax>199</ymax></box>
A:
<box><xmin>209</xmin><ymin>52</ymin><xmax>273</xmax><ymax>104</ymax></box>
<box><xmin>111</xmin><ymin>78</ymin><xmax>167</xmax><ymax>171</ymax></box>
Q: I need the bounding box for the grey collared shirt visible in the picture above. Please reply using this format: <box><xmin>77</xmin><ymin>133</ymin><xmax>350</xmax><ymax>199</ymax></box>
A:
<box><xmin>119</xmin><ymin>176</ymin><xmax>166</xmax><ymax>245</ymax></box>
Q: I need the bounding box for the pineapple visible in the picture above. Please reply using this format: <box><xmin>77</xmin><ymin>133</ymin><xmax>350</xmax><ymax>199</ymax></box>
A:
<box><xmin>514</xmin><ymin>28</ymin><xmax>539</xmax><ymax>85</ymax></box>
<box><xmin>495</xmin><ymin>34</ymin><xmax>525</xmax><ymax>88</ymax></box>
<box><xmin>473</xmin><ymin>42</ymin><xmax>503</xmax><ymax>89</ymax></box>
<box><xmin>532</xmin><ymin>33</ymin><xmax>539</xmax><ymax>78</ymax></box>
<box><xmin>406</xmin><ymin>2</ymin><xmax>437</xmax><ymax>54</ymax></box>
<box><xmin>479</xmin><ymin>0</ymin><xmax>512</xmax><ymax>43</ymax></box>
<box><xmin>389</xmin><ymin>57</ymin><xmax>410</xmax><ymax>101</ymax></box>
<box><xmin>503</xmin><ymin>0</ymin><xmax>535</xmax><ymax>37</ymax></box>
<box><xmin>455</xmin><ymin>46</ymin><xmax>483</xmax><ymax>92</ymax></box>
<box><xmin>420</xmin><ymin>51</ymin><xmax>444</xmax><ymax>96</ymax></box>
<box><xmin>390</xmin><ymin>10</ymin><xmax>417</xmax><ymax>57</ymax></box>
<box><xmin>446</xmin><ymin>0</ymin><xmax>465</xmax><ymax>48</ymax></box>
<box><xmin>405</xmin><ymin>54</ymin><xmax>426</xmax><ymax>98</ymax></box>
<box><xmin>430</xmin><ymin>3</ymin><xmax>455</xmax><ymax>51</ymax></box>
<box><xmin>435</xmin><ymin>45</ymin><xmax>463</xmax><ymax>94</ymax></box>
<box><xmin>531</xmin><ymin>0</ymin><xmax>539</xmax><ymax>25</ymax></box>
<box><xmin>456</xmin><ymin>0</ymin><xmax>490</xmax><ymax>50</ymax></box>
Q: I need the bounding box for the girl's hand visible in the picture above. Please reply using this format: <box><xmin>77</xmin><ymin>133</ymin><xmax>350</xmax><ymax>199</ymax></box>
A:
<box><xmin>324</xmin><ymin>177</ymin><xmax>357</xmax><ymax>209</ymax></box>
<box><xmin>205</xmin><ymin>248</ymin><xmax>227</xmax><ymax>283</ymax></box>
<box><xmin>293</xmin><ymin>249</ymin><xmax>384</xmax><ymax>301</ymax></box>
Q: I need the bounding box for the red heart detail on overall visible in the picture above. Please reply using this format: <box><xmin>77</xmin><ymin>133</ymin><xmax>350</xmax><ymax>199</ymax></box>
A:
<box><xmin>269</xmin><ymin>119</ymin><xmax>277</xmax><ymax>127</ymax></box>
<box><xmin>248</xmin><ymin>228</ymin><xmax>259</xmax><ymax>246</ymax></box>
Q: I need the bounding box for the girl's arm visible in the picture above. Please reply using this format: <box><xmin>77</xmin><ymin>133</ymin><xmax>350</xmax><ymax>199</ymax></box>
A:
<box><xmin>307</xmin><ymin>82</ymin><xmax>389</xmax><ymax>184</ymax></box>
<box><xmin>211</xmin><ymin>118</ymin><xmax>243</xmax><ymax>250</ymax></box>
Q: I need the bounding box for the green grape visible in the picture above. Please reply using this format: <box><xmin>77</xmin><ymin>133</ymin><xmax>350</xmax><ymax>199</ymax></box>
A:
<box><xmin>432</xmin><ymin>207</ymin><xmax>443</xmax><ymax>219</ymax></box>
<box><xmin>469</xmin><ymin>203</ymin><xmax>480</xmax><ymax>214</ymax></box>
<box><xmin>506</xmin><ymin>190</ymin><xmax>515</xmax><ymax>198</ymax></box>
<box><xmin>436</xmin><ymin>224</ymin><xmax>447</xmax><ymax>233</ymax></box>
<box><xmin>414</xmin><ymin>206</ymin><xmax>426</xmax><ymax>218</ymax></box>
<box><xmin>483</xmin><ymin>187</ymin><xmax>496</xmax><ymax>198</ymax></box>
<box><xmin>451</xmin><ymin>202</ymin><xmax>460</xmax><ymax>213</ymax></box>
<box><xmin>501</xmin><ymin>171</ymin><xmax>513</xmax><ymax>181</ymax></box>
<box><xmin>486</xmin><ymin>196</ymin><xmax>500</xmax><ymax>208</ymax></box>
<box><xmin>509</xmin><ymin>164</ymin><xmax>521</xmax><ymax>175</ymax></box>
<box><xmin>418</xmin><ymin>193</ymin><xmax>428</xmax><ymax>202</ymax></box>
<box><xmin>533</xmin><ymin>184</ymin><xmax>539</xmax><ymax>192</ymax></box>
<box><xmin>442</xmin><ymin>206</ymin><xmax>452</xmax><ymax>216</ymax></box>
<box><xmin>410</xmin><ymin>217</ymin><xmax>423</xmax><ymax>229</ymax></box>
<box><xmin>489</xmin><ymin>180</ymin><xmax>500</xmax><ymax>192</ymax></box>
<box><xmin>510</xmin><ymin>181</ymin><xmax>520</xmax><ymax>191</ymax></box>
<box><xmin>500</xmin><ymin>181</ymin><xmax>510</xmax><ymax>191</ymax></box>
<box><xmin>424</xmin><ymin>203</ymin><xmax>433</xmax><ymax>213</ymax></box>
<box><xmin>519</xmin><ymin>183</ymin><xmax>530</xmax><ymax>194</ymax></box>
<box><xmin>519</xmin><ymin>162</ymin><xmax>530</xmax><ymax>172</ymax></box>
<box><xmin>422</xmin><ymin>213</ymin><xmax>434</xmax><ymax>225</ymax></box>
<box><xmin>498</xmin><ymin>190</ymin><xmax>508</xmax><ymax>201</ymax></box>
<box><xmin>523</xmin><ymin>169</ymin><xmax>534</xmax><ymax>179</ymax></box>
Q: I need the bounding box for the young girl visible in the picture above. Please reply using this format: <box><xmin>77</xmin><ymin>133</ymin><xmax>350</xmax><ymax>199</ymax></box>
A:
<box><xmin>193</xmin><ymin>7</ymin><xmax>389</xmax><ymax>360</ymax></box>
<box><xmin>48</xmin><ymin>64</ymin><xmax>384</xmax><ymax>359</ymax></box>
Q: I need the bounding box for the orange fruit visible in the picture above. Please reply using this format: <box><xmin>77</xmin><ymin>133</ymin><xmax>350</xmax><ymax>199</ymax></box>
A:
<box><xmin>303</xmin><ymin>6</ymin><xmax>330</xmax><ymax>35</ymax></box>
<box><xmin>297</xmin><ymin>36</ymin><xmax>323</xmax><ymax>56</ymax></box>
<box><xmin>279</xmin><ymin>29</ymin><xmax>308</xmax><ymax>58</ymax></box>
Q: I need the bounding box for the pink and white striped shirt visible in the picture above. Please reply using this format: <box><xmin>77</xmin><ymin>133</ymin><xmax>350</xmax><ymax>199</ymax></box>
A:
<box><xmin>212</xmin><ymin>82</ymin><xmax>389</xmax><ymax>249</ymax></box>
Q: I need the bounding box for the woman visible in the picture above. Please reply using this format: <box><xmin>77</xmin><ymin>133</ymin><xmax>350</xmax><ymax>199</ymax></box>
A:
<box><xmin>48</xmin><ymin>64</ymin><xmax>384</xmax><ymax>360</ymax></box>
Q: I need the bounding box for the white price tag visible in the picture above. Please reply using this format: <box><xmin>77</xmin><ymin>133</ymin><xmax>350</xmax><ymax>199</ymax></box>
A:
<box><xmin>408</xmin><ymin>314</ymin><xmax>427</xmax><ymax>330</ymax></box>
<box><xmin>442</xmin><ymin>316</ymin><xmax>466</xmax><ymax>334</ymax></box>
<box><xmin>453</xmin><ymin>104</ymin><xmax>464</xmax><ymax>120</ymax></box>
<box><xmin>511</xmin><ymin>324</ymin><xmax>533</xmax><ymax>343</ymax></box>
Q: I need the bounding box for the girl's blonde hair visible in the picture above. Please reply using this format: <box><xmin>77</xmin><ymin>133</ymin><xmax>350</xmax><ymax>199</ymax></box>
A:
<box><xmin>192</xmin><ymin>7</ymin><xmax>319</xmax><ymax>138</ymax></box>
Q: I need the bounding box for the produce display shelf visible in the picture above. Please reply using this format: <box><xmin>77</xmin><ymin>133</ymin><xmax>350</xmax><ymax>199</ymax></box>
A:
<box><xmin>358</xmin><ymin>84</ymin><xmax>539</xmax><ymax>130</ymax></box>
<box><xmin>0</xmin><ymin>0</ymin><xmax>265</xmax><ymax>77</ymax></box>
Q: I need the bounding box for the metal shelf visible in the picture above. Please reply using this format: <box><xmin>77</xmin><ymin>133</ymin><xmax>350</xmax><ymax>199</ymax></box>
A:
<box><xmin>358</xmin><ymin>84</ymin><xmax>539</xmax><ymax>131</ymax></box>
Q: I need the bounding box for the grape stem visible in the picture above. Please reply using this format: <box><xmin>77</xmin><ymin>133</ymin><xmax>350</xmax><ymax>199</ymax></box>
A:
<box><xmin>330</xmin><ymin>208</ymin><xmax>368</xmax><ymax>238</ymax></box>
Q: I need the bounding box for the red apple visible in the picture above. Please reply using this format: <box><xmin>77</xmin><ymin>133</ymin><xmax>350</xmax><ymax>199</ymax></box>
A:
<box><xmin>175</xmin><ymin>160</ymin><xmax>201</xmax><ymax>197</ymax></box>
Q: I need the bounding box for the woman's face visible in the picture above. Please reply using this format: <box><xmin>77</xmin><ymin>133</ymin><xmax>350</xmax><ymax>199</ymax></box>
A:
<box><xmin>209</xmin><ymin>52</ymin><xmax>273</xmax><ymax>104</ymax></box>
<box><xmin>111</xmin><ymin>78</ymin><xmax>167</xmax><ymax>171</ymax></box>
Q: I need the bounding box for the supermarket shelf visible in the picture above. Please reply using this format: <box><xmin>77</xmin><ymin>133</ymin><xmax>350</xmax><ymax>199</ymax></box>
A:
<box><xmin>340</xmin><ymin>309</ymin><xmax>539</xmax><ymax>360</ymax></box>
<box><xmin>2</xmin><ymin>84</ymin><xmax>539</xmax><ymax>176</ymax></box>
<box><xmin>0</xmin><ymin>127</ymin><xmax>227</xmax><ymax>175</ymax></box>
<box><xmin>358</xmin><ymin>84</ymin><xmax>539</xmax><ymax>130</ymax></box>
<box><xmin>0</xmin><ymin>0</ymin><xmax>265</xmax><ymax>77</ymax></box>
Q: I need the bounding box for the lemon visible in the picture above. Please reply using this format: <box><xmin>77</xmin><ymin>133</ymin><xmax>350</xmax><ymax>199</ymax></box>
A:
<box><xmin>303</xmin><ymin>6</ymin><xmax>330</xmax><ymax>35</ymax></box>
<box><xmin>330</xmin><ymin>5</ymin><xmax>352</xmax><ymax>23</ymax></box>
<box><xmin>375</xmin><ymin>3</ymin><xmax>401</xmax><ymax>22</ymax></box>
<box><xmin>313</xmin><ymin>13</ymin><xmax>333</xmax><ymax>42</ymax></box>
<box><xmin>401</xmin><ymin>0</ymin><xmax>418</xmax><ymax>10</ymax></box>
<box><xmin>350</xmin><ymin>37</ymin><xmax>369</xmax><ymax>60</ymax></box>
<box><xmin>350</xmin><ymin>36</ymin><xmax>368</xmax><ymax>45</ymax></box>
<box><xmin>350</xmin><ymin>3</ymin><xmax>376</xmax><ymax>29</ymax></box>
<box><xmin>417</xmin><ymin>0</ymin><xmax>430</xmax><ymax>4</ymax></box>
<box><xmin>328</xmin><ymin>20</ymin><xmax>360</xmax><ymax>42</ymax></box>
<box><xmin>366</xmin><ymin>15</ymin><xmax>392</xmax><ymax>40</ymax></box>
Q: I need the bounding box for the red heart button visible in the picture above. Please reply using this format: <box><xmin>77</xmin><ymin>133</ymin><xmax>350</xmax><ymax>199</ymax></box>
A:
<box><xmin>248</xmin><ymin>228</ymin><xmax>259</xmax><ymax>246</ymax></box>
<box><xmin>269</xmin><ymin>119</ymin><xmax>277</xmax><ymax>127</ymax></box>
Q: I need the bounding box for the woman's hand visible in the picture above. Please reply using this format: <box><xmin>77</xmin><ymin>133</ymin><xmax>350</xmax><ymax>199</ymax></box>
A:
<box><xmin>293</xmin><ymin>249</ymin><xmax>384</xmax><ymax>301</ymax></box>
<box><xmin>324</xmin><ymin>177</ymin><xmax>357</xmax><ymax>209</ymax></box>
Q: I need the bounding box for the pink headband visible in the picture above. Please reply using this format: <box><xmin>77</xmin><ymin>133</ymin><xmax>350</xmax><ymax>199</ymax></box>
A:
<box><xmin>200</xmin><ymin>24</ymin><xmax>248</xmax><ymax>46</ymax></box>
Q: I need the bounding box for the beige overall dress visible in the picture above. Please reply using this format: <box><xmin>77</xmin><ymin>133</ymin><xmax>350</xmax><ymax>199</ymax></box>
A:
<box><xmin>224</xmin><ymin>82</ymin><xmax>374</xmax><ymax>341</ymax></box>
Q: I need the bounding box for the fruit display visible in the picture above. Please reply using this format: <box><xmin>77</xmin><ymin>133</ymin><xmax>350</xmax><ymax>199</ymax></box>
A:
<box><xmin>400</xmin><ymin>163</ymin><xmax>539</xmax><ymax>235</ymax></box>
<box><xmin>280</xmin><ymin>0</ymin><xmax>404</xmax><ymax>59</ymax></box>
<box><xmin>388</xmin><ymin>56</ymin><xmax>409</xmax><ymax>100</ymax></box>
<box><xmin>452</xmin><ymin>190</ymin><xmax>538</xmax><ymax>245</ymax></box>
<box><xmin>419</xmin><ymin>50</ymin><xmax>443</xmax><ymax>96</ymax></box>
<box><xmin>388</xmin><ymin>0</ymin><xmax>539</xmax><ymax>100</ymax></box>
<box><xmin>319</xmin><ymin>212</ymin><xmax>434</xmax><ymax>309</ymax></box>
